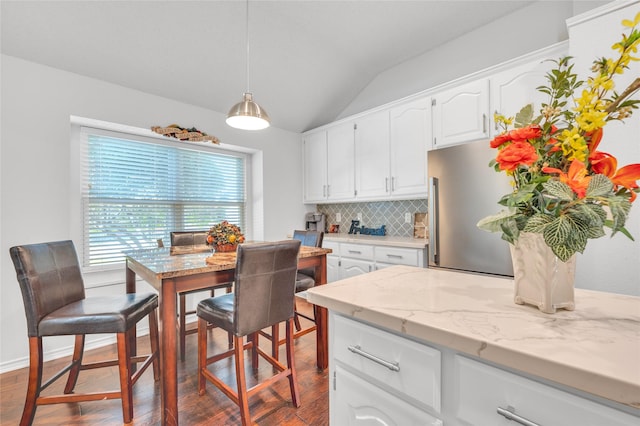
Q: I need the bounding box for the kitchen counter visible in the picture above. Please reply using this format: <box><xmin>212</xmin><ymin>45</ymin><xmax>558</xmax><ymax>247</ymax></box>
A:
<box><xmin>306</xmin><ymin>265</ymin><xmax>640</xmax><ymax>410</ymax></box>
<box><xmin>323</xmin><ymin>233</ymin><xmax>428</xmax><ymax>249</ymax></box>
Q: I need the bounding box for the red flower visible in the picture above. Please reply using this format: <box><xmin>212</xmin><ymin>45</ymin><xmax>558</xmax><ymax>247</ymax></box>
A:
<box><xmin>490</xmin><ymin>125</ymin><xmax>542</xmax><ymax>149</ymax></box>
<box><xmin>496</xmin><ymin>141</ymin><xmax>538</xmax><ymax>172</ymax></box>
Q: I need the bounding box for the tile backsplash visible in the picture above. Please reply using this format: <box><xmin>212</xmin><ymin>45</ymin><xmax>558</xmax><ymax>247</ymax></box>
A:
<box><xmin>318</xmin><ymin>199</ymin><xmax>428</xmax><ymax>237</ymax></box>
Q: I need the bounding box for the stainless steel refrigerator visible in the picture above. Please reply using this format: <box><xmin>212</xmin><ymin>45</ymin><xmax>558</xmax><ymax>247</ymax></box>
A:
<box><xmin>428</xmin><ymin>139</ymin><xmax>514</xmax><ymax>277</ymax></box>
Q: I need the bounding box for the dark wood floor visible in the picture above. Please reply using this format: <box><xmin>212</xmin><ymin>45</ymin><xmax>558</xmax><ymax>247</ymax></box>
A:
<box><xmin>0</xmin><ymin>301</ymin><xmax>329</xmax><ymax>425</ymax></box>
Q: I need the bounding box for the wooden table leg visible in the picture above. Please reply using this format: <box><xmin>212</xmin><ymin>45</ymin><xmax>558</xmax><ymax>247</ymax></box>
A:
<box><xmin>125</xmin><ymin>265</ymin><xmax>138</xmax><ymax>369</ymax></box>
<box><xmin>161</xmin><ymin>278</ymin><xmax>179</xmax><ymax>426</ymax></box>
<box><xmin>314</xmin><ymin>255</ymin><xmax>328</xmax><ymax>370</ymax></box>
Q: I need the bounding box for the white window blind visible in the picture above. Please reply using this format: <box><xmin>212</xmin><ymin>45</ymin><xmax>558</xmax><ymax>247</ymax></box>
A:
<box><xmin>80</xmin><ymin>127</ymin><xmax>246</xmax><ymax>268</ymax></box>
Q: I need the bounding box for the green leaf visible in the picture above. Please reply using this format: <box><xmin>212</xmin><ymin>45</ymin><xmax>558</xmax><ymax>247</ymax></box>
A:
<box><xmin>586</xmin><ymin>174</ymin><xmax>614</xmax><ymax>197</ymax></box>
<box><xmin>542</xmin><ymin>180</ymin><xmax>575</xmax><ymax>201</ymax></box>
<box><xmin>543</xmin><ymin>216</ymin><xmax>572</xmax><ymax>246</ymax></box>
<box><xmin>608</xmin><ymin>197</ymin><xmax>632</xmax><ymax>232</ymax></box>
<box><xmin>477</xmin><ymin>210</ymin><xmax>518</xmax><ymax>233</ymax></box>
<box><xmin>551</xmin><ymin>244</ymin><xmax>574</xmax><ymax>262</ymax></box>
<box><xmin>523</xmin><ymin>213</ymin><xmax>553</xmax><ymax>233</ymax></box>
<box><xmin>514</xmin><ymin>104</ymin><xmax>534</xmax><ymax>128</ymax></box>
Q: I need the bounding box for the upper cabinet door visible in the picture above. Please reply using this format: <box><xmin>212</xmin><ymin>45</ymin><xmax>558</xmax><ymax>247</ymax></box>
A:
<box><xmin>432</xmin><ymin>79</ymin><xmax>489</xmax><ymax>148</ymax></box>
<box><xmin>389</xmin><ymin>97</ymin><xmax>432</xmax><ymax>198</ymax></box>
<box><xmin>303</xmin><ymin>130</ymin><xmax>328</xmax><ymax>203</ymax></box>
<box><xmin>490</xmin><ymin>60</ymin><xmax>553</xmax><ymax>138</ymax></box>
<box><xmin>327</xmin><ymin>121</ymin><xmax>356</xmax><ymax>201</ymax></box>
<box><xmin>354</xmin><ymin>110</ymin><xmax>390</xmax><ymax>200</ymax></box>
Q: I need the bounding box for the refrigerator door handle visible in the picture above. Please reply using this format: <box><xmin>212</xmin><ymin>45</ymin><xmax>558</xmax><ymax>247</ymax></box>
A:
<box><xmin>429</xmin><ymin>177</ymin><xmax>439</xmax><ymax>265</ymax></box>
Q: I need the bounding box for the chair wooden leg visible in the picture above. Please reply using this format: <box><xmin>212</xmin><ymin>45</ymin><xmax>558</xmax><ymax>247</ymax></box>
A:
<box><xmin>149</xmin><ymin>308</ymin><xmax>160</xmax><ymax>380</ymax></box>
<box><xmin>117</xmin><ymin>333</ymin><xmax>134</xmax><ymax>424</ymax></box>
<box><xmin>285</xmin><ymin>319</ymin><xmax>301</xmax><ymax>407</ymax></box>
<box><xmin>63</xmin><ymin>334</ymin><xmax>85</xmax><ymax>393</ymax></box>
<box><xmin>179</xmin><ymin>294</ymin><xmax>187</xmax><ymax>361</ymax></box>
<box><xmin>20</xmin><ymin>337</ymin><xmax>43</xmax><ymax>426</ymax></box>
<box><xmin>293</xmin><ymin>300</ymin><xmax>302</xmax><ymax>331</ymax></box>
<box><xmin>234</xmin><ymin>335</ymin><xmax>252</xmax><ymax>426</ymax></box>
<box><xmin>271</xmin><ymin>324</ymin><xmax>280</xmax><ymax>360</ymax></box>
<box><xmin>198</xmin><ymin>317</ymin><xmax>208</xmax><ymax>396</ymax></box>
<box><xmin>249</xmin><ymin>333</ymin><xmax>259</xmax><ymax>371</ymax></box>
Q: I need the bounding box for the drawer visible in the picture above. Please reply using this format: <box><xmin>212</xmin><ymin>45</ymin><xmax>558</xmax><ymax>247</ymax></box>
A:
<box><xmin>332</xmin><ymin>365</ymin><xmax>443</xmax><ymax>426</ymax></box>
<box><xmin>340</xmin><ymin>243</ymin><xmax>374</xmax><ymax>260</ymax></box>
<box><xmin>455</xmin><ymin>355</ymin><xmax>639</xmax><ymax>426</ymax></box>
<box><xmin>333</xmin><ymin>314</ymin><xmax>441</xmax><ymax>413</ymax></box>
<box><xmin>374</xmin><ymin>246</ymin><xmax>420</xmax><ymax>266</ymax></box>
<box><xmin>322</xmin><ymin>240</ymin><xmax>340</xmax><ymax>256</ymax></box>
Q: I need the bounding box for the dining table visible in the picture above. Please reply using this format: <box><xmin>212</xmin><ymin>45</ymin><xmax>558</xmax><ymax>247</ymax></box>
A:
<box><xmin>124</xmin><ymin>243</ymin><xmax>332</xmax><ymax>426</ymax></box>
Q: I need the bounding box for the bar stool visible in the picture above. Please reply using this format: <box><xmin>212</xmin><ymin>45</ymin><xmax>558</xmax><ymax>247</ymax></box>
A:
<box><xmin>9</xmin><ymin>240</ymin><xmax>160</xmax><ymax>425</ymax></box>
<box><xmin>196</xmin><ymin>240</ymin><xmax>301</xmax><ymax>426</ymax></box>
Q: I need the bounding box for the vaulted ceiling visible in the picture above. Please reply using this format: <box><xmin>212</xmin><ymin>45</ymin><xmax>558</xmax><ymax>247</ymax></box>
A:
<box><xmin>2</xmin><ymin>1</ymin><xmax>540</xmax><ymax>133</ymax></box>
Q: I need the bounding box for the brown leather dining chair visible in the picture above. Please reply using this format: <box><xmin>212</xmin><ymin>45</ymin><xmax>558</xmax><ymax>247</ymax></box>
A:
<box><xmin>259</xmin><ymin>230</ymin><xmax>324</xmax><ymax>359</ymax></box>
<box><xmin>170</xmin><ymin>231</ymin><xmax>233</xmax><ymax>361</ymax></box>
<box><xmin>196</xmin><ymin>240</ymin><xmax>301</xmax><ymax>426</ymax></box>
<box><xmin>9</xmin><ymin>240</ymin><xmax>160</xmax><ymax>425</ymax></box>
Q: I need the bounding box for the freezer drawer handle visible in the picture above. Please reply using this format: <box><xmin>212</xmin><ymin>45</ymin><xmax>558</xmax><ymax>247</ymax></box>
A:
<box><xmin>497</xmin><ymin>406</ymin><xmax>540</xmax><ymax>426</ymax></box>
<box><xmin>347</xmin><ymin>345</ymin><xmax>400</xmax><ymax>372</ymax></box>
<box><xmin>386</xmin><ymin>254</ymin><xmax>403</xmax><ymax>258</ymax></box>
<box><xmin>347</xmin><ymin>250</ymin><xmax>362</xmax><ymax>254</ymax></box>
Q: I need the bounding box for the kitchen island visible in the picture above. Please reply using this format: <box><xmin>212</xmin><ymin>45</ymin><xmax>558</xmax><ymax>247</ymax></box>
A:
<box><xmin>306</xmin><ymin>265</ymin><xmax>640</xmax><ymax>425</ymax></box>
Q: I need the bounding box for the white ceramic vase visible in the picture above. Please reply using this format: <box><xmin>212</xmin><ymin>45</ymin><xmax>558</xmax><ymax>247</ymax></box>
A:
<box><xmin>509</xmin><ymin>232</ymin><xmax>576</xmax><ymax>314</ymax></box>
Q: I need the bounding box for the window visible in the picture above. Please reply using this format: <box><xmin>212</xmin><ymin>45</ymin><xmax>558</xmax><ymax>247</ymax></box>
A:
<box><xmin>80</xmin><ymin>127</ymin><xmax>246</xmax><ymax>269</ymax></box>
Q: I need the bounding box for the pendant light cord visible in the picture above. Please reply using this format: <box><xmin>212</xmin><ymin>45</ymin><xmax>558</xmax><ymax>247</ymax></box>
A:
<box><xmin>245</xmin><ymin>0</ymin><xmax>250</xmax><ymax>93</ymax></box>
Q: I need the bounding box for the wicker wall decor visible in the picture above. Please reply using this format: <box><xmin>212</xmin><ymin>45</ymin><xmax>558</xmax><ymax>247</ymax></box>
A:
<box><xmin>151</xmin><ymin>124</ymin><xmax>220</xmax><ymax>144</ymax></box>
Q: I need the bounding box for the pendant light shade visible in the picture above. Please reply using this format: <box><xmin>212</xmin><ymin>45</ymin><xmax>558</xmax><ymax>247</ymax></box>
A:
<box><xmin>226</xmin><ymin>92</ymin><xmax>270</xmax><ymax>130</ymax></box>
<box><xmin>226</xmin><ymin>0</ymin><xmax>270</xmax><ymax>130</ymax></box>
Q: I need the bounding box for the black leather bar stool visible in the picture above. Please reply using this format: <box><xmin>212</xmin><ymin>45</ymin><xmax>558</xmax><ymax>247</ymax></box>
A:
<box><xmin>196</xmin><ymin>240</ymin><xmax>301</xmax><ymax>426</ymax></box>
<box><xmin>9</xmin><ymin>240</ymin><xmax>160</xmax><ymax>425</ymax></box>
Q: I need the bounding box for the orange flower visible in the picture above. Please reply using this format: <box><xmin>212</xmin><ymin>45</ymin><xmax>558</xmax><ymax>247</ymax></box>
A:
<box><xmin>586</xmin><ymin>127</ymin><xmax>603</xmax><ymax>153</ymax></box>
<box><xmin>496</xmin><ymin>141</ymin><xmax>538</xmax><ymax>172</ymax></box>
<box><xmin>589</xmin><ymin>151</ymin><xmax>617</xmax><ymax>177</ymax></box>
<box><xmin>490</xmin><ymin>125</ymin><xmax>542</xmax><ymax>149</ymax></box>
<box><xmin>543</xmin><ymin>160</ymin><xmax>592</xmax><ymax>198</ymax></box>
<box><xmin>612</xmin><ymin>164</ymin><xmax>640</xmax><ymax>202</ymax></box>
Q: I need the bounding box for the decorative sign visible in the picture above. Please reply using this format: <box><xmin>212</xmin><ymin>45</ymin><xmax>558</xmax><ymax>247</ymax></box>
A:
<box><xmin>151</xmin><ymin>124</ymin><xmax>220</xmax><ymax>144</ymax></box>
<box><xmin>348</xmin><ymin>220</ymin><xmax>386</xmax><ymax>236</ymax></box>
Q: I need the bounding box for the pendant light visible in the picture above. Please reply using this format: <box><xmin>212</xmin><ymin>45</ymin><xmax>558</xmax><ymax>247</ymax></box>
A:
<box><xmin>226</xmin><ymin>0</ymin><xmax>270</xmax><ymax>130</ymax></box>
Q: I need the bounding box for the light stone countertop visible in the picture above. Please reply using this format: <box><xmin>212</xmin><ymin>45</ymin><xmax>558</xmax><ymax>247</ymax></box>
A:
<box><xmin>306</xmin><ymin>265</ymin><xmax>640</xmax><ymax>410</ymax></box>
<box><xmin>323</xmin><ymin>233</ymin><xmax>428</xmax><ymax>249</ymax></box>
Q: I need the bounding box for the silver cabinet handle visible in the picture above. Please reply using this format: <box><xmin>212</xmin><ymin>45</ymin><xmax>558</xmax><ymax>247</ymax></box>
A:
<box><xmin>497</xmin><ymin>406</ymin><xmax>540</xmax><ymax>426</ymax></box>
<box><xmin>385</xmin><ymin>177</ymin><xmax>389</xmax><ymax>192</ymax></box>
<box><xmin>494</xmin><ymin>110</ymin><xmax>499</xmax><ymax>131</ymax></box>
<box><xmin>347</xmin><ymin>345</ymin><xmax>400</xmax><ymax>372</ymax></box>
<box><xmin>323</xmin><ymin>185</ymin><xmax>326</xmax><ymax>197</ymax></box>
<box><xmin>391</xmin><ymin>176</ymin><xmax>395</xmax><ymax>191</ymax></box>
<box><xmin>327</xmin><ymin>184</ymin><xmax>330</xmax><ymax>197</ymax></box>
<box><xmin>386</xmin><ymin>254</ymin><xmax>403</xmax><ymax>259</ymax></box>
<box><xmin>483</xmin><ymin>113</ymin><xmax>487</xmax><ymax>133</ymax></box>
<box><xmin>348</xmin><ymin>250</ymin><xmax>361</xmax><ymax>254</ymax></box>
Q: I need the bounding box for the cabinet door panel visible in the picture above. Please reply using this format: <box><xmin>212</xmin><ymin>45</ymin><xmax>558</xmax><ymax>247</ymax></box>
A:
<box><xmin>327</xmin><ymin>255</ymin><xmax>340</xmax><ymax>283</ymax></box>
<box><xmin>433</xmin><ymin>79</ymin><xmax>489</xmax><ymax>148</ymax></box>
<box><xmin>355</xmin><ymin>110</ymin><xmax>390</xmax><ymax>199</ymax></box>
<box><xmin>390</xmin><ymin>98</ymin><xmax>431</xmax><ymax>198</ymax></box>
<box><xmin>303</xmin><ymin>131</ymin><xmax>328</xmax><ymax>202</ymax></box>
<box><xmin>327</xmin><ymin>122</ymin><xmax>356</xmax><ymax>201</ymax></box>
<box><xmin>332</xmin><ymin>365</ymin><xmax>443</xmax><ymax>426</ymax></box>
<box><xmin>341</xmin><ymin>258</ymin><xmax>373</xmax><ymax>278</ymax></box>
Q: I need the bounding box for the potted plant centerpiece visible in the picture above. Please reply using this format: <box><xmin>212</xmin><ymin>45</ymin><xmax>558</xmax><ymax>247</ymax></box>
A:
<box><xmin>478</xmin><ymin>13</ymin><xmax>640</xmax><ymax>313</ymax></box>
<box><xmin>206</xmin><ymin>220</ymin><xmax>245</xmax><ymax>252</ymax></box>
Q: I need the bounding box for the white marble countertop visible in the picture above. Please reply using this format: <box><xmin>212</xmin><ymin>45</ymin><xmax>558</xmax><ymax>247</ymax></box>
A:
<box><xmin>306</xmin><ymin>265</ymin><xmax>640</xmax><ymax>409</ymax></box>
<box><xmin>323</xmin><ymin>233</ymin><xmax>428</xmax><ymax>249</ymax></box>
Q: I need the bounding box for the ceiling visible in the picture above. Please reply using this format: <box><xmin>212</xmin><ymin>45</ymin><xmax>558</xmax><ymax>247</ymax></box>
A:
<box><xmin>1</xmin><ymin>0</ymin><xmax>537</xmax><ymax>133</ymax></box>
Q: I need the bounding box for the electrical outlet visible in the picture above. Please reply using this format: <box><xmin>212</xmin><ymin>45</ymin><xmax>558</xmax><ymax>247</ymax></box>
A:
<box><xmin>357</xmin><ymin>212</ymin><xmax>362</xmax><ymax>221</ymax></box>
<box><xmin>405</xmin><ymin>212</ymin><xmax>412</xmax><ymax>224</ymax></box>
<box><xmin>336</xmin><ymin>213</ymin><xmax>341</xmax><ymax>222</ymax></box>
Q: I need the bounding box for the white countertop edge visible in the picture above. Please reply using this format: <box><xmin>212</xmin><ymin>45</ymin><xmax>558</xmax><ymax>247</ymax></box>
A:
<box><xmin>307</xmin><ymin>266</ymin><xmax>640</xmax><ymax>410</ymax></box>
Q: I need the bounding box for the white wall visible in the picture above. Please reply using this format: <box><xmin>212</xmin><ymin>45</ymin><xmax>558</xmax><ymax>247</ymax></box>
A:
<box><xmin>338</xmin><ymin>1</ymin><xmax>608</xmax><ymax>119</ymax></box>
<box><xmin>0</xmin><ymin>55</ymin><xmax>308</xmax><ymax>371</ymax></box>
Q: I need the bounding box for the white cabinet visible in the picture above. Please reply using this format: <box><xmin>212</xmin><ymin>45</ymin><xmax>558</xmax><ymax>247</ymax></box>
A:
<box><xmin>432</xmin><ymin>78</ymin><xmax>490</xmax><ymax>148</ymax></box>
<box><xmin>330</xmin><ymin>313</ymin><xmax>443</xmax><ymax>425</ymax></box>
<box><xmin>389</xmin><ymin>98</ymin><xmax>431</xmax><ymax>198</ymax></box>
<box><xmin>302</xmin><ymin>130</ymin><xmax>328</xmax><ymax>203</ymax></box>
<box><xmin>490</xmin><ymin>54</ymin><xmax>563</xmax><ymax>137</ymax></box>
<box><xmin>328</xmin><ymin>313</ymin><xmax>639</xmax><ymax>426</ymax></box>
<box><xmin>354</xmin><ymin>110</ymin><xmax>390</xmax><ymax>199</ymax></box>
<box><xmin>326</xmin><ymin>121</ymin><xmax>356</xmax><ymax>201</ymax></box>
<box><xmin>325</xmin><ymin>239</ymin><xmax>427</xmax><ymax>282</ymax></box>
<box><xmin>454</xmin><ymin>355</ymin><xmax>638</xmax><ymax>426</ymax></box>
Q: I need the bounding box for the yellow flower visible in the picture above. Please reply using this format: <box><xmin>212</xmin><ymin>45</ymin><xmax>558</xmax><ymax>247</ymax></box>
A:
<box><xmin>621</xmin><ymin>11</ymin><xmax>640</xmax><ymax>28</ymax></box>
<box><xmin>558</xmin><ymin>128</ymin><xmax>587</xmax><ymax>162</ymax></box>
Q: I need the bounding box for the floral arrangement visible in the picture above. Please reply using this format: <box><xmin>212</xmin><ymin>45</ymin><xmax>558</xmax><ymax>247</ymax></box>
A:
<box><xmin>206</xmin><ymin>220</ymin><xmax>245</xmax><ymax>247</ymax></box>
<box><xmin>151</xmin><ymin>124</ymin><xmax>220</xmax><ymax>144</ymax></box>
<box><xmin>478</xmin><ymin>13</ymin><xmax>640</xmax><ymax>262</ymax></box>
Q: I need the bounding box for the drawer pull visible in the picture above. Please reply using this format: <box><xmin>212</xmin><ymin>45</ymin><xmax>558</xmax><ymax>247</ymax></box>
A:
<box><xmin>347</xmin><ymin>345</ymin><xmax>400</xmax><ymax>372</ymax></box>
<box><xmin>497</xmin><ymin>406</ymin><xmax>540</xmax><ymax>426</ymax></box>
<box><xmin>386</xmin><ymin>254</ymin><xmax>403</xmax><ymax>258</ymax></box>
<box><xmin>347</xmin><ymin>250</ymin><xmax>362</xmax><ymax>254</ymax></box>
